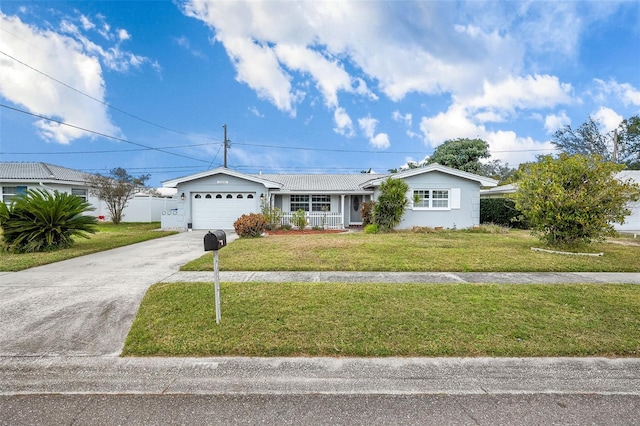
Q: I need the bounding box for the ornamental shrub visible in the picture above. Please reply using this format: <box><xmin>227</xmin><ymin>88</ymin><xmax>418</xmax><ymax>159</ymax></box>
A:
<box><xmin>363</xmin><ymin>224</ymin><xmax>379</xmax><ymax>234</ymax></box>
<box><xmin>292</xmin><ymin>209</ymin><xmax>307</xmax><ymax>230</ymax></box>
<box><xmin>512</xmin><ymin>154</ymin><xmax>640</xmax><ymax>247</ymax></box>
<box><xmin>0</xmin><ymin>188</ymin><xmax>97</xmax><ymax>253</ymax></box>
<box><xmin>360</xmin><ymin>201</ymin><xmax>375</xmax><ymax>226</ymax></box>
<box><xmin>233</xmin><ymin>213</ymin><xmax>267</xmax><ymax>238</ymax></box>
<box><xmin>373</xmin><ymin>178</ymin><xmax>409</xmax><ymax>231</ymax></box>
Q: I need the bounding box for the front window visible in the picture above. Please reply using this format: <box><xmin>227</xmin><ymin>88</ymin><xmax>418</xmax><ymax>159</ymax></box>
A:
<box><xmin>413</xmin><ymin>189</ymin><xmax>449</xmax><ymax>209</ymax></box>
<box><xmin>71</xmin><ymin>188</ymin><xmax>87</xmax><ymax>202</ymax></box>
<box><xmin>312</xmin><ymin>195</ymin><xmax>331</xmax><ymax>212</ymax></box>
<box><xmin>290</xmin><ymin>194</ymin><xmax>332</xmax><ymax>212</ymax></box>
<box><xmin>290</xmin><ymin>194</ymin><xmax>309</xmax><ymax>211</ymax></box>
<box><xmin>3</xmin><ymin>186</ymin><xmax>27</xmax><ymax>203</ymax></box>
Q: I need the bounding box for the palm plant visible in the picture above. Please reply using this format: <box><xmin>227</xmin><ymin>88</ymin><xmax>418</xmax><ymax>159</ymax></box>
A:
<box><xmin>0</xmin><ymin>188</ymin><xmax>97</xmax><ymax>253</ymax></box>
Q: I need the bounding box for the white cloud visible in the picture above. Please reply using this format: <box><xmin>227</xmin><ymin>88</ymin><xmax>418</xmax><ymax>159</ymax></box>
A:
<box><xmin>358</xmin><ymin>116</ymin><xmax>390</xmax><ymax>149</ymax></box>
<box><xmin>544</xmin><ymin>111</ymin><xmax>571</xmax><ymax>134</ymax></box>
<box><xmin>0</xmin><ymin>12</ymin><xmax>121</xmax><ymax>144</ymax></box>
<box><xmin>594</xmin><ymin>79</ymin><xmax>640</xmax><ymax>107</ymax></box>
<box><xmin>592</xmin><ymin>107</ymin><xmax>623</xmax><ymax>133</ymax></box>
<box><xmin>419</xmin><ymin>104</ymin><xmax>556</xmax><ymax>166</ymax></box>
<box><xmin>392</xmin><ymin>111</ymin><xmax>412</xmax><ymax>127</ymax></box>
<box><xmin>464</xmin><ymin>75</ymin><xmax>573</xmax><ymax>114</ymax></box>
<box><xmin>248</xmin><ymin>106</ymin><xmax>264</xmax><ymax>118</ymax></box>
<box><xmin>333</xmin><ymin>107</ymin><xmax>354</xmax><ymax>137</ymax></box>
<box><xmin>117</xmin><ymin>28</ymin><xmax>131</xmax><ymax>41</ymax></box>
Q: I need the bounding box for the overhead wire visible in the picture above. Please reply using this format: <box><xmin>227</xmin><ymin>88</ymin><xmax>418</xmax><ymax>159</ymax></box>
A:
<box><xmin>0</xmin><ymin>103</ymin><xmax>212</xmax><ymax>164</ymax></box>
<box><xmin>0</xmin><ymin>49</ymin><xmax>220</xmax><ymax>141</ymax></box>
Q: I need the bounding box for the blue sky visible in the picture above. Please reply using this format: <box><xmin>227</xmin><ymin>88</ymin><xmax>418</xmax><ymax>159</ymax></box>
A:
<box><xmin>1</xmin><ymin>1</ymin><xmax>639</xmax><ymax>187</ymax></box>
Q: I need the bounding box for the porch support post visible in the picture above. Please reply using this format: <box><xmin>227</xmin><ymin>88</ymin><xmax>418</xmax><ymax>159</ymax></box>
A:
<box><xmin>341</xmin><ymin>194</ymin><xmax>346</xmax><ymax>229</ymax></box>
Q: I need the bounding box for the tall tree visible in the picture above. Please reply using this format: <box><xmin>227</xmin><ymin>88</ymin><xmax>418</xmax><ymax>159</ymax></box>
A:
<box><xmin>478</xmin><ymin>159</ymin><xmax>516</xmax><ymax>182</ymax></box>
<box><xmin>427</xmin><ymin>138</ymin><xmax>490</xmax><ymax>174</ymax></box>
<box><xmin>512</xmin><ymin>154</ymin><xmax>640</xmax><ymax>247</ymax></box>
<box><xmin>87</xmin><ymin>168</ymin><xmax>150</xmax><ymax>225</ymax></box>
<box><xmin>552</xmin><ymin>115</ymin><xmax>640</xmax><ymax>167</ymax></box>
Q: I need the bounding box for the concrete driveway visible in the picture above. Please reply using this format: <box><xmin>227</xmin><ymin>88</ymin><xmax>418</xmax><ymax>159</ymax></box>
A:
<box><xmin>0</xmin><ymin>231</ymin><xmax>224</xmax><ymax>357</ymax></box>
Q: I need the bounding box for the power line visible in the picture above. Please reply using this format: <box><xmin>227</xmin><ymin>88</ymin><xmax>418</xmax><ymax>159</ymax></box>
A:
<box><xmin>1</xmin><ymin>103</ymin><xmax>212</xmax><ymax>164</ymax></box>
<box><xmin>0</xmin><ymin>49</ymin><xmax>222</xmax><ymax>141</ymax></box>
<box><xmin>1</xmin><ymin>142</ymin><xmax>218</xmax><ymax>155</ymax></box>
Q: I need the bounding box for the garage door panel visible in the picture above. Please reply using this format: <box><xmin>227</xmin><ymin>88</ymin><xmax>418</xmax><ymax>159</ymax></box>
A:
<box><xmin>192</xmin><ymin>193</ymin><xmax>256</xmax><ymax>229</ymax></box>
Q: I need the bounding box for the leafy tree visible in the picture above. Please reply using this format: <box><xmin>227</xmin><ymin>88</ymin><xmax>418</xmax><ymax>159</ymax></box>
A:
<box><xmin>0</xmin><ymin>189</ymin><xmax>97</xmax><ymax>253</ymax></box>
<box><xmin>373</xmin><ymin>178</ymin><xmax>409</xmax><ymax>231</ymax></box>
<box><xmin>478</xmin><ymin>159</ymin><xmax>516</xmax><ymax>182</ymax></box>
<box><xmin>427</xmin><ymin>138</ymin><xmax>490</xmax><ymax>174</ymax></box>
<box><xmin>511</xmin><ymin>154</ymin><xmax>640</xmax><ymax>247</ymax></box>
<box><xmin>87</xmin><ymin>168</ymin><xmax>150</xmax><ymax>225</ymax></box>
<box><xmin>552</xmin><ymin>115</ymin><xmax>640</xmax><ymax>167</ymax></box>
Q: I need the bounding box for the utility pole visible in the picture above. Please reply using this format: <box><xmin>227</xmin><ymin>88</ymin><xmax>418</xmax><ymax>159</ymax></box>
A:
<box><xmin>223</xmin><ymin>124</ymin><xmax>229</xmax><ymax>168</ymax></box>
<box><xmin>613</xmin><ymin>128</ymin><xmax>618</xmax><ymax>163</ymax></box>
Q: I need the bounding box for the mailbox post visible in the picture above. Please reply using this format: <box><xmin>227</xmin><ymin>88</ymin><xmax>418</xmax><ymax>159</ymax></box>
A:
<box><xmin>204</xmin><ymin>230</ymin><xmax>227</xmax><ymax>324</ymax></box>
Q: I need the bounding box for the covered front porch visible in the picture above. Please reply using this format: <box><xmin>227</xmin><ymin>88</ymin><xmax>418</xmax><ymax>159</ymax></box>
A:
<box><xmin>269</xmin><ymin>193</ymin><xmax>372</xmax><ymax>229</ymax></box>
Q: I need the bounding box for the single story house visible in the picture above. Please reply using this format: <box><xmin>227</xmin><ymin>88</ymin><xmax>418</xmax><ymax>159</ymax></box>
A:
<box><xmin>161</xmin><ymin>164</ymin><xmax>498</xmax><ymax>230</ymax></box>
<box><xmin>480</xmin><ymin>171</ymin><xmax>640</xmax><ymax>232</ymax></box>
<box><xmin>0</xmin><ymin>162</ymin><xmax>175</xmax><ymax>223</ymax></box>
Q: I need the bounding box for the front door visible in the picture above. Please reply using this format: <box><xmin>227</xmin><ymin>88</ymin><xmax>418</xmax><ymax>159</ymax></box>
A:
<box><xmin>350</xmin><ymin>195</ymin><xmax>363</xmax><ymax>223</ymax></box>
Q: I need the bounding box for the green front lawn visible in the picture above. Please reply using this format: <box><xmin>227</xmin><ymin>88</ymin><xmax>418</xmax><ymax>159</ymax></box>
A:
<box><xmin>182</xmin><ymin>230</ymin><xmax>640</xmax><ymax>272</ymax></box>
<box><xmin>0</xmin><ymin>222</ymin><xmax>177</xmax><ymax>271</ymax></box>
<box><xmin>123</xmin><ymin>282</ymin><xmax>640</xmax><ymax>357</ymax></box>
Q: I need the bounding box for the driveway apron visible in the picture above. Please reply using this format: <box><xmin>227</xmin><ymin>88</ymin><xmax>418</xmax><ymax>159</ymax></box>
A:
<box><xmin>0</xmin><ymin>231</ymin><xmax>214</xmax><ymax>357</ymax></box>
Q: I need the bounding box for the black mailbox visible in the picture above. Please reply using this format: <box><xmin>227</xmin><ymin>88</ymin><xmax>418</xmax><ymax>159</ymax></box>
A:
<box><xmin>204</xmin><ymin>230</ymin><xmax>227</xmax><ymax>251</ymax></box>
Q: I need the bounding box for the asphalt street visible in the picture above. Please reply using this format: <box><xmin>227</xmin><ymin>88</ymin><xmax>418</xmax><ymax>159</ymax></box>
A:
<box><xmin>1</xmin><ymin>230</ymin><xmax>639</xmax><ymax>425</ymax></box>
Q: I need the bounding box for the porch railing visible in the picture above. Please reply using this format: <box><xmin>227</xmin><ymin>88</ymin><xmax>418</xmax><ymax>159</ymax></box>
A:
<box><xmin>280</xmin><ymin>211</ymin><xmax>343</xmax><ymax>229</ymax></box>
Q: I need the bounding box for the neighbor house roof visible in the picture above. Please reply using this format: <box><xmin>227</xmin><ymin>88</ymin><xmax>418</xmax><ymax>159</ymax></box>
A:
<box><xmin>0</xmin><ymin>162</ymin><xmax>92</xmax><ymax>184</ymax></box>
<box><xmin>255</xmin><ymin>174</ymin><xmax>386</xmax><ymax>193</ymax></box>
<box><xmin>617</xmin><ymin>170</ymin><xmax>640</xmax><ymax>183</ymax></box>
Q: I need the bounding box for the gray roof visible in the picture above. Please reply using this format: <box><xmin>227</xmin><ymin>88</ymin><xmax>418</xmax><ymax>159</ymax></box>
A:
<box><xmin>617</xmin><ymin>170</ymin><xmax>640</xmax><ymax>183</ymax></box>
<box><xmin>255</xmin><ymin>174</ymin><xmax>387</xmax><ymax>192</ymax></box>
<box><xmin>0</xmin><ymin>162</ymin><xmax>92</xmax><ymax>183</ymax></box>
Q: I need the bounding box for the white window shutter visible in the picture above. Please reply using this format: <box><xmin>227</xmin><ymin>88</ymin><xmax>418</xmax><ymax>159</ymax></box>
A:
<box><xmin>451</xmin><ymin>188</ymin><xmax>461</xmax><ymax>209</ymax></box>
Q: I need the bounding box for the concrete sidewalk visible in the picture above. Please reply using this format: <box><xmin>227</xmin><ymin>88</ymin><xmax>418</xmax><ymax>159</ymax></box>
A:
<box><xmin>166</xmin><ymin>270</ymin><xmax>640</xmax><ymax>284</ymax></box>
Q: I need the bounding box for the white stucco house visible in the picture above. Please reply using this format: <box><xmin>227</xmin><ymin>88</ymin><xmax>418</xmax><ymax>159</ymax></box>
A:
<box><xmin>160</xmin><ymin>164</ymin><xmax>498</xmax><ymax>230</ymax></box>
<box><xmin>0</xmin><ymin>162</ymin><xmax>175</xmax><ymax>223</ymax></box>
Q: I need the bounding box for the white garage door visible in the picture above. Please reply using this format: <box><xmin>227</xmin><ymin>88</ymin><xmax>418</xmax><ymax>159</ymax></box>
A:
<box><xmin>191</xmin><ymin>192</ymin><xmax>257</xmax><ymax>229</ymax></box>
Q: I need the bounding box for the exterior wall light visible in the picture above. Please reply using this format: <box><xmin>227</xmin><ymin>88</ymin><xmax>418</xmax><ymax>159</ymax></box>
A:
<box><xmin>181</xmin><ymin>192</ymin><xmax>185</xmax><ymax>201</ymax></box>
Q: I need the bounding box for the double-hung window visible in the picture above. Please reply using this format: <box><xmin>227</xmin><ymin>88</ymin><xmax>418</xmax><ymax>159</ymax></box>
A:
<box><xmin>2</xmin><ymin>186</ymin><xmax>27</xmax><ymax>203</ymax></box>
<box><xmin>413</xmin><ymin>189</ymin><xmax>450</xmax><ymax>209</ymax></box>
<box><xmin>71</xmin><ymin>188</ymin><xmax>88</xmax><ymax>202</ymax></box>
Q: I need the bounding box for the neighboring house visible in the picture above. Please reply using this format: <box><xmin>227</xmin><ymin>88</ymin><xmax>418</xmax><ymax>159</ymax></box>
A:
<box><xmin>0</xmin><ymin>162</ymin><xmax>175</xmax><ymax>223</ymax></box>
<box><xmin>616</xmin><ymin>171</ymin><xmax>640</xmax><ymax>233</ymax></box>
<box><xmin>480</xmin><ymin>171</ymin><xmax>640</xmax><ymax>232</ymax></box>
<box><xmin>1</xmin><ymin>162</ymin><xmax>97</xmax><ymax>207</ymax></box>
<box><xmin>161</xmin><ymin>164</ymin><xmax>498</xmax><ymax>230</ymax></box>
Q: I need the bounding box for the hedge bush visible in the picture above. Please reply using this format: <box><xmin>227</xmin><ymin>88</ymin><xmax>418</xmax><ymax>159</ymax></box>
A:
<box><xmin>480</xmin><ymin>198</ymin><xmax>527</xmax><ymax>229</ymax></box>
<box><xmin>233</xmin><ymin>213</ymin><xmax>267</xmax><ymax>238</ymax></box>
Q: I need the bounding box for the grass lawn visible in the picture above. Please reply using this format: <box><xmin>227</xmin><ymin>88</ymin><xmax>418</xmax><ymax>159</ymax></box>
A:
<box><xmin>122</xmin><ymin>282</ymin><xmax>640</xmax><ymax>357</ymax></box>
<box><xmin>0</xmin><ymin>222</ymin><xmax>177</xmax><ymax>271</ymax></box>
<box><xmin>182</xmin><ymin>229</ymin><xmax>640</xmax><ymax>273</ymax></box>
